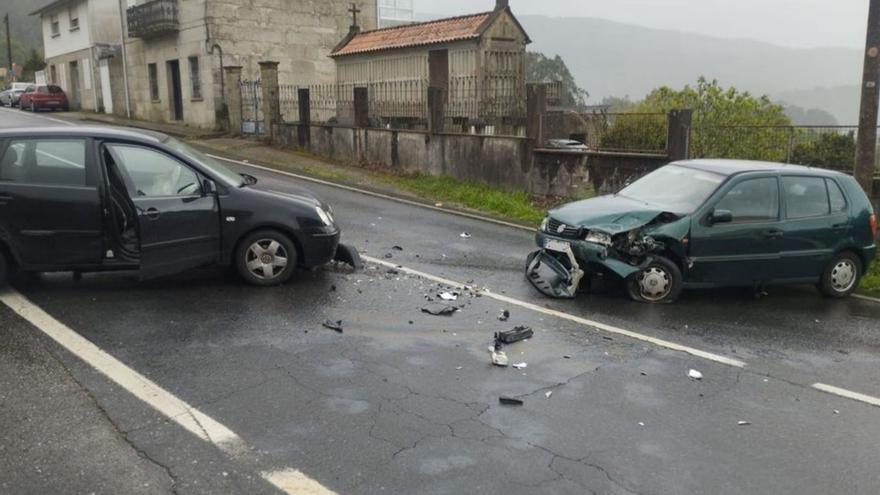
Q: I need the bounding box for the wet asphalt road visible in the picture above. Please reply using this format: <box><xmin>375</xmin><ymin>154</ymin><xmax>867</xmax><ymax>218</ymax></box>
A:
<box><xmin>2</xmin><ymin>108</ymin><xmax>880</xmax><ymax>494</ymax></box>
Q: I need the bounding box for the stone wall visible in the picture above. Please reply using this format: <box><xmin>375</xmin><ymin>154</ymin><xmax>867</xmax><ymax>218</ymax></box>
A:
<box><xmin>275</xmin><ymin>123</ymin><xmax>593</xmax><ymax>196</ymax></box>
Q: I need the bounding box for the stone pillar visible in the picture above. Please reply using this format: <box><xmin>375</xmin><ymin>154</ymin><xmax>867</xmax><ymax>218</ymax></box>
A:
<box><xmin>354</xmin><ymin>87</ymin><xmax>369</xmax><ymax>127</ymax></box>
<box><xmin>259</xmin><ymin>61</ymin><xmax>280</xmax><ymax>142</ymax></box>
<box><xmin>666</xmin><ymin>109</ymin><xmax>693</xmax><ymax>161</ymax></box>
<box><xmin>526</xmin><ymin>83</ymin><xmax>548</xmax><ymax>145</ymax></box>
<box><xmin>223</xmin><ymin>66</ymin><xmax>243</xmax><ymax>137</ymax></box>
<box><xmin>427</xmin><ymin>86</ymin><xmax>446</xmax><ymax>134</ymax></box>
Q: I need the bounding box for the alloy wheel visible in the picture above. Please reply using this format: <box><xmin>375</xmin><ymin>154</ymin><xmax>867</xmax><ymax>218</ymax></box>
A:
<box><xmin>245</xmin><ymin>239</ymin><xmax>290</xmax><ymax>280</ymax></box>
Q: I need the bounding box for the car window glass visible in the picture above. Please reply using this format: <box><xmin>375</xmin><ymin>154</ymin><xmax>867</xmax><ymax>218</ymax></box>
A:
<box><xmin>108</xmin><ymin>145</ymin><xmax>201</xmax><ymax>197</ymax></box>
<box><xmin>0</xmin><ymin>139</ymin><xmax>87</xmax><ymax>186</ymax></box>
<box><xmin>827</xmin><ymin>179</ymin><xmax>847</xmax><ymax>213</ymax></box>
<box><xmin>37</xmin><ymin>86</ymin><xmax>48</xmax><ymax>94</ymax></box>
<box><xmin>48</xmin><ymin>86</ymin><xmax>63</xmax><ymax>94</ymax></box>
<box><xmin>783</xmin><ymin>176</ymin><xmax>830</xmax><ymax>219</ymax></box>
<box><xmin>715</xmin><ymin>177</ymin><xmax>779</xmax><ymax>223</ymax></box>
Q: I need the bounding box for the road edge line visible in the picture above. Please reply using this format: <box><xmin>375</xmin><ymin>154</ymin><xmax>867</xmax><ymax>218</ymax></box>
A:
<box><xmin>0</xmin><ymin>287</ymin><xmax>337</xmax><ymax>495</ymax></box>
<box><xmin>362</xmin><ymin>255</ymin><xmax>747</xmax><ymax>369</ymax></box>
<box><xmin>0</xmin><ymin>106</ymin><xmax>77</xmax><ymax>127</ymax></box>
<box><xmin>205</xmin><ymin>153</ymin><xmax>535</xmax><ymax>232</ymax></box>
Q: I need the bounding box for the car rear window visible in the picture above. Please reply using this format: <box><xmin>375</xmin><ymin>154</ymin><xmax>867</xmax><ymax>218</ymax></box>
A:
<box><xmin>783</xmin><ymin>176</ymin><xmax>831</xmax><ymax>219</ymax></box>
<box><xmin>37</xmin><ymin>86</ymin><xmax>49</xmax><ymax>94</ymax></box>
<box><xmin>48</xmin><ymin>85</ymin><xmax>64</xmax><ymax>94</ymax></box>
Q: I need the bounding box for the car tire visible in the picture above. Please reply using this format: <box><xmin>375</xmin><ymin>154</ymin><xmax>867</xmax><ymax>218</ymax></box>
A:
<box><xmin>819</xmin><ymin>251</ymin><xmax>862</xmax><ymax>299</ymax></box>
<box><xmin>626</xmin><ymin>255</ymin><xmax>683</xmax><ymax>304</ymax></box>
<box><xmin>235</xmin><ymin>230</ymin><xmax>298</xmax><ymax>287</ymax></box>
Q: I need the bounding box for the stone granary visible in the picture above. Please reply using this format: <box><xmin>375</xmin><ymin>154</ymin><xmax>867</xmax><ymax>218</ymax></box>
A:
<box><xmin>331</xmin><ymin>0</ymin><xmax>530</xmax><ymax>133</ymax></box>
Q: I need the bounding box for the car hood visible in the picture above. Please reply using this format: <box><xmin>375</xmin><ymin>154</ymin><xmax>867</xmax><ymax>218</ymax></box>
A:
<box><xmin>549</xmin><ymin>195</ymin><xmax>671</xmax><ymax>234</ymax></box>
<box><xmin>247</xmin><ymin>183</ymin><xmax>324</xmax><ymax>209</ymax></box>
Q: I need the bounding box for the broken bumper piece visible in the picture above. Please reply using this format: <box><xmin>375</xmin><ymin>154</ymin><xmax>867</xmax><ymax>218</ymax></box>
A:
<box><xmin>333</xmin><ymin>243</ymin><xmax>363</xmax><ymax>271</ymax></box>
<box><xmin>525</xmin><ymin>247</ymin><xmax>585</xmax><ymax>299</ymax></box>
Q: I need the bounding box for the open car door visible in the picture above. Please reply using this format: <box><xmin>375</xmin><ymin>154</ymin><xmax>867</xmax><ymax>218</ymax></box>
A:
<box><xmin>104</xmin><ymin>143</ymin><xmax>221</xmax><ymax>280</ymax></box>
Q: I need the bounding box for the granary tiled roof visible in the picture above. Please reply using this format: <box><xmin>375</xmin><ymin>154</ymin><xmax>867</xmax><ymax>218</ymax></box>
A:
<box><xmin>331</xmin><ymin>12</ymin><xmax>494</xmax><ymax>57</ymax></box>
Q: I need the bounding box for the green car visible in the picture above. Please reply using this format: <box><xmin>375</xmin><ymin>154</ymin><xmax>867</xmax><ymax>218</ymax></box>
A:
<box><xmin>528</xmin><ymin>160</ymin><xmax>878</xmax><ymax>303</ymax></box>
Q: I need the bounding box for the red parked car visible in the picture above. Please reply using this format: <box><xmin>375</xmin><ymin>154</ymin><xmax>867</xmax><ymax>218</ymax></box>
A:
<box><xmin>19</xmin><ymin>85</ymin><xmax>69</xmax><ymax>112</ymax></box>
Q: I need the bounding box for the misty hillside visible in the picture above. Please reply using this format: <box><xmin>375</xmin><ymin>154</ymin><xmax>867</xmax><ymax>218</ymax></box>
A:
<box><xmin>3</xmin><ymin>0</ymin><xmax>45</xmax><ymax>52</ymax></box>
<box><xmin>519</xmin><ymin>15</ymin><xmax>862</xmax><ymax>124</ymax></box>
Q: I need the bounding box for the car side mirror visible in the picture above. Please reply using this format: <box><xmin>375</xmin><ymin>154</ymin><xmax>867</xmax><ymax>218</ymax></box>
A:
<box><xmin>711</xmin><ymin>209</ymin><xmax>733</xmax><ymax>225</ymax></box>
<box><xmin>203</xmin><ymin>179</ymin><xmax>217</xmax><ymax>195</ymax></box>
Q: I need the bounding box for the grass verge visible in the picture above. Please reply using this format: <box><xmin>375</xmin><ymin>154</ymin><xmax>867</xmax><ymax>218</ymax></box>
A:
<box><xmin>861</xmin><ymin>249</ymin><xmax>880</xmax><ymax>296</ymax></box>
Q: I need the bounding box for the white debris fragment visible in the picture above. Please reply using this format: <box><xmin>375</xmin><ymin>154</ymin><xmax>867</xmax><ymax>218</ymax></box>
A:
<box><xmin>545</xmin><ymin>391</ymin><xmax>553</xmax><ymax>398</ymax></box>
<box><xmin>455</xmin><ymin>366</ymin><xmax>464</xmax><ymax>371</ymax></box>
<box><xmin>491</xmin><ymin>349</ymin><xmax>509</xmax><ymax>367</ymax></box>
<box><xmin>833</xmin><ymin>409</ymin><xmax>840</xmax><ymax>415</ymax></box>
<box><xmin>688</xmin><ymin>369</ymin><xmax>704</xmax><ymax>380</ymax></box>
<box><xmin>638</xmin><ymin>422</ymin><xmax>645</xmax><ymax>427</ymax></box>
<box><xmin>512</xmin><ymin>362</ymin><xmax>528</xmax><ymax>370</ymax></box>
<box><xmin>737</xmin><ymin>421</ymin><xmax>751</xmax><ymax>426</ymax></box>
<box><xmin>460</xmin><ymin>232</ymin><xmax>472</xmax><ymax>239</ymax></box>
<box><xmin>439</xmin><ymin>292</ymin><xmax>458</xmax><ymax>301</ymax></box>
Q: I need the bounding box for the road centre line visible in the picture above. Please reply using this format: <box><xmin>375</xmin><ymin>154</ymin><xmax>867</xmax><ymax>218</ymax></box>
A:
<box><xmin>813</xmin><ymin>383</ymin><xmax>880</xmax><ymax>408</ymax></box>
<box><xmin>0</xmin><ymin>288</ymin><xmax>336</xmax><ymax>495</ymax></box>
<box><xmin>363</xmin><ymin>255</ymin><xmax>748</xmax><ymax>368</ymax></box>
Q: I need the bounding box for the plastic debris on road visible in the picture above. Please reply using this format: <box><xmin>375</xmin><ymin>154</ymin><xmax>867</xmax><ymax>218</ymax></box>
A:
<box><xmin>490</xmin><ymin>347</ymin><xmax>509</xmax><ymax>367</ymax></box>
<box><xmin>512</xmin><ymin>362</ymin><xmax>528</xmax><ymax>370</ymax></box>
<box><xmin>498</xmin><ymin>309</ymin><xmax>510</xmax><ymax>322</ymax></box>
<box><xmin>322</xmin><ymin>320</ymin><xmax>344</xmax><ymax>333</ymax></box>
<box><xmin>545</xmin><ymin>391</ymin><xmax>553</xmax><ymax>399</ymax></box>
<box><xmin>688</xmin><ymin>369</ymin><xmax>704</xmax><ymax>380</ymax></box>
<box><xmin>439</xmin><ymin>292</ymin><xmax>459</xmax><ymax>301</ymax></box>
<box><xmin>460</xmin><ymin>232</ymin><xmax>472</xmax><ymax>239</ymax></box>
<box><xmin>495</xmin><ymin>326</ymin><xmax>534</xmax><ymax>345</ymax></box>
<box><xmin>737</xmin><ymin>421</ymin><xmax>751</xmax><ymax>426</ymax></box>
<box><xmin>499</xmin><ymin>396</ymin><xmax>523</xmax><ymax>406</ymax></box>
<box><xmin>421</xmin><ymin>303</ymin><xmax>459</xmax><ymax>316</ymax></box>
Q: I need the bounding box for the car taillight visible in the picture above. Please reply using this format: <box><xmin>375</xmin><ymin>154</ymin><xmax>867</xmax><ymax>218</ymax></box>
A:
<box><xmin>870</xmin><ymin>214</ymin><xmax>878</xmax><ymax>239</ymax></box>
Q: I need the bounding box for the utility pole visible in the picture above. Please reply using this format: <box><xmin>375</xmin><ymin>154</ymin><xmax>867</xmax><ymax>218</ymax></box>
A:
<box><xmin>4</xmin><ymin>13</ymin><xmax>13</xmax><ymax>82</ymax></box>
<box><xmin>855</xmin><ymin>0</ymin><xmax>880</xmax><ymax>194</ymax></box>
<box><xmin>117</xmin><ymin>0</ymin><xmax>131</xmax><ymax>118</ymax></box>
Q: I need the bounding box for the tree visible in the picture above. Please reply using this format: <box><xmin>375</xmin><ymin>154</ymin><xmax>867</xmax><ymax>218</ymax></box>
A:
<box><xmin>525</xmin><ymin>52</ymin><xmax>589</xmax><ymax>109</ymax></box>
<box><xmin>21</xmin><ymin>49</ymin><xmax>45</xmax><ymax>80</ymax></box>
<box><xmin>790</xmin><ymin>132</ymin><xmax>856</xmax><ymax>171</ymax></box>
<box><xmin>601</xmin><ymin>78</ymin><xmax>794</xmax><ymax>160</ymax></box>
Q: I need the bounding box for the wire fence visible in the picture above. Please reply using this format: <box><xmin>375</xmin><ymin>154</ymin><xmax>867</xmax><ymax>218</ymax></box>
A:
<box><xmin>570</xmin><ymin>112</ymin><xmax>669</xmax><ymax>154</ymax></box>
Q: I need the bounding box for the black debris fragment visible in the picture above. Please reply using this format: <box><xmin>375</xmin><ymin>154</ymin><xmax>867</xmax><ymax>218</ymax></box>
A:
<box><xmin>334</xmin><ymin>244</ymin><xmax>363</xmax><ymax>271</ymax></box>
<box><xmin>322</xmin><ymin>320</ymin><xmax>344</xmax><ymax>333</ymax></box>
<box><xmin>392</xmin><ymin>246</ymin><xmax>404</xmax><ymax>251</ymax></box>
<box><xmin>499</xmin><ymin>397</ymin><xmax>524</xmax><ymax>406</ymax></box>
<box><xmin>421</xmin><ymin>303</ymin><xmax>459</xmax><ymax>316</ymax></box>
<box><xmin>384</xmin><ymin>253</ymin><xmax>393</xmax><ymax>259</ymax></box>
<box><xmin>498</xmin><ymin>309</ymin><xmax>510</xmax><ymax>322</ymax></box>
<box><xmin>495</xmin><ymin>326</ymin><xmax>534</xmax><ymax>346</ymax></box>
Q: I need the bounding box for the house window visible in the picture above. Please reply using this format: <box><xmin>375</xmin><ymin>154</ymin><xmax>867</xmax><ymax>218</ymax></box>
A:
<box><xmin>69</xmin><ymin>4</ymin><xmax>80</xmax><ymax>31</ymax></box>
<box><xmin>50</xmin><ymin>15</ymin><xmax>60</xmax><ymax>37</ymax></box>
<box><xmin>50</xmin><ymin>65</ymin><xmax>57</xmax><ymax>83</ymax></box>
<box><xmin>148</xmin><ymin>63</ymin><xmax>159</xmax><ymax>101</ymax></box>
<box><xmin>188</xmin><ymin>56</ymin><xmax>201</xmax><ymax>100</ymax></box>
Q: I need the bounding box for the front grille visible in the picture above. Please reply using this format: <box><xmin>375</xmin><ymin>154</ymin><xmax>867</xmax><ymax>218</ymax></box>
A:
<box><xmin>547</xmin><ymin>218</ymin><xmax>583</xmax><ymax>239</ymax></box>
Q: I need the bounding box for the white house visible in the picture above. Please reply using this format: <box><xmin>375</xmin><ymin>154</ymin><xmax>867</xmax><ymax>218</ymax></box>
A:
<box><xmin>31</xmin><ymin>0</ymin><xmax>124</xmax><ymax>114</ymax></box>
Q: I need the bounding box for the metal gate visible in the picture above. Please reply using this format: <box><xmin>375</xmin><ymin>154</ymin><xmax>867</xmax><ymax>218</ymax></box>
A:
<box><xmin>240</xmin><ymin>79</ymin><xmax>264</xmax><ymax>135</ymax></box>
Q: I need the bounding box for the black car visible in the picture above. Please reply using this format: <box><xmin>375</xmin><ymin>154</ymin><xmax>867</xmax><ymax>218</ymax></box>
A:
<box><xmin>0</xmin><ymin>127</ymin><xmax>359</xmax><ymax>285</ymax></box>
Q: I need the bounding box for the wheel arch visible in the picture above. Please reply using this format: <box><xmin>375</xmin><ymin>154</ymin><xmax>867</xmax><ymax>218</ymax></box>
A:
<box><xmin>230</xmin><ymin>224</ymin><xmax>305</xmax><ymax>267</ymax></box>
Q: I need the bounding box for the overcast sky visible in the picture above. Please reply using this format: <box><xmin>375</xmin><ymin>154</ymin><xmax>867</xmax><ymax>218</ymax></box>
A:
<box><xmin>414</xmin><ymin>0</ymin><xmax>869</xmax><ymax>49</ymax></box>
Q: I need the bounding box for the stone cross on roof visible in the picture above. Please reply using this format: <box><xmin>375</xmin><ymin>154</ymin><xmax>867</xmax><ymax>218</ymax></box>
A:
<box><xmin>349</xmin><ymin>3</ymin><xmax>361</xmax><ymax>29</ymax></box>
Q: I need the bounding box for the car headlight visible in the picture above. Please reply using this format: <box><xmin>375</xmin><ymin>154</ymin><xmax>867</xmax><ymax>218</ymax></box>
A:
<box><xmin>540</xmin><ymin>217</ymin><xmax>550</xmax><ymax>232</ymax></box>
<box><xmin>585</xmin><ymin>231</ymin><xmax>612</xmax><ymax>246</ymax></box>
<box><xmin>315</xmin><ymin>206</ymin><xmax>334</xmax><ymax>227</ymax></box>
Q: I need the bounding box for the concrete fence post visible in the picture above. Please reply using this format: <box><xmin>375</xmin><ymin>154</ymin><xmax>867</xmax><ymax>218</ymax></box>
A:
<box><xmin>223</xmin><ymin>66</ymin><xmax>243</xmax><ymax>137</ymax></box>
<box><xmin>297</xmin><ymin>88</ymin><xmax>310</xmax><ymax>149</ymax></box>
<box><xmin>526</xmin><ymin>84</ymin><xmax>548</xmax><ymax>146</ymax></box>
<box><xmin>258</xmin><ymin>61</ymin><xmax>281</xmax><ymax>142</ymax></box>
<box><xmin>354</xmin><ymin>87</ymin><xmax>369</xmax><ymax>127</ymax></box>
<box><xmin>667</xmin><ymin>109</ymin><xmax>693</xmax><ymax>161</ymax></box>
<box><xmin>427</xmin><ymin>86</ymin><xmax>446</xmax><ymax>134</ymax></box>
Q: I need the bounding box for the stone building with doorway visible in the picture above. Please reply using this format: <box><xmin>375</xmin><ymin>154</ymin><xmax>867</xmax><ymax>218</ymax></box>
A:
<box><xmin>121</xmin><ymin>0</ymin><xmax>377</xmax><ymax>129</ymax></box>
<box><xmin>31</xmin><ymin>0</ymin><xmax>125</xmax><ymax>114</ymax></box>
<box><xmin>330</xmin><ymin>0</ymin><xmax>530</xmax><ymax>132</ymax></box>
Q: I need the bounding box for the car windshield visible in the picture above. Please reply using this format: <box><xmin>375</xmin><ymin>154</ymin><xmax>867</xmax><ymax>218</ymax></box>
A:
<box><xmin>617</xmin><ymin>165</ymin><xmax>725</xmax><ymax>213</ymax></box>
<box><xmin>162</xmin><ymin>137</ymin><xmax>245</xmax><ymax>187</ymax></box>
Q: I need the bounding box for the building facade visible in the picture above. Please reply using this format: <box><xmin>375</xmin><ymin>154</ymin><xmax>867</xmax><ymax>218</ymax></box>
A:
<box><xmin>31</xmin><ymin>0</ymin><xmax>125</xmax><ymax>114</ymax></box>
<box><xmin>121</xmin><ymin>0</ymin><xmax>377</xmax><ymax>128</ymax></box>
<box><xmin>331</xmin><ymin>0</ymin><xmax>529</xmax><ymax>130</ymax></box>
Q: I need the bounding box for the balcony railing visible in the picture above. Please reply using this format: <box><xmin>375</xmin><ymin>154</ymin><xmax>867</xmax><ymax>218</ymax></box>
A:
<box><xmin>127</xmin><ymin>0</ymin><xmax>179</xmax><ymax>39</ymax></box>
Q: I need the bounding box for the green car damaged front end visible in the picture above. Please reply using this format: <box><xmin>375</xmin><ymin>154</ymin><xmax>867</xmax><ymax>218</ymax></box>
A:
<box><xmin>526</xmin><ymin>200</ymin><xmax>692</xmax><ymax>299</ymax></box>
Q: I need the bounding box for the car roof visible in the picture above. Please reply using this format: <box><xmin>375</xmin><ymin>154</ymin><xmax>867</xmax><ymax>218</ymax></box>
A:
<box><xmin>0</xmin><ymin>126</ymin><xmax>169</xmax><ymax>144</ymax></box>
<box><xmin>671</xmin><ymin>158</ymin><xmax>847</xmax><ymax>178</ymax></box>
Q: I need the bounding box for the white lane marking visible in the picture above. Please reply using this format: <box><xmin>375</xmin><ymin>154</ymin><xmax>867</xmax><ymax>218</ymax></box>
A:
<box><xmin>0</xmin><ymin>106</ymin><xmax>77</xmax><ymax>127</ymax></box>
<box><xmin>813</xmin><ymin>383</ymin><xmax>880</xmax><ymax>408</ymax></box>
<box><xmin>853</xmin><ymin>294</ymin><xmax>880</xmax><ymax>304</ymax></box>
<box><xmin>262</xmin><ymin>469</ymin><xmax>336</xmax><ymax>495</ymax></box>
<box><xmin>0</xmin><ymin>288</ymin><xmax>336</xmax><ymax>495</ymax></box>
<box><xmin>363</xmin><ymin>256</ymin><xmax>747</xmax><ymax>368</ymax></box>
<box><xmin>205</xmin><ymin>153</ymin><xmax>534</xmax><ymax>232</ymax></box>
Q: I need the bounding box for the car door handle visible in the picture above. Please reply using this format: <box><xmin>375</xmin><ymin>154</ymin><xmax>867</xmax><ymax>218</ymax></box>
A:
<box><xmin>763</xmin><ymin>229</ymin><xmax>784</xmax><ymax>239</ymax></box>
<box><xmin>832</xmin><ymin>223</ymin><xmax>849</xmax><ymax>230</ymax></box>
<box><xmin>144</xmin><ymin>207</ymin><xmax>161</xmax><ymax>220</ymax></box>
